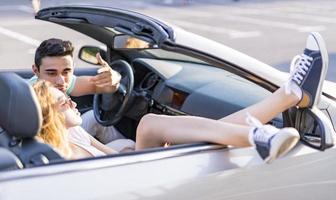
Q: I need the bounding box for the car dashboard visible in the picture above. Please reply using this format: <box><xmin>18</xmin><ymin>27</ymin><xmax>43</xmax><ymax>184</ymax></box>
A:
<box><xmin>131</xmin><ymin>58</ymin><xmax>274</xmax><ymax>120</ymax></box>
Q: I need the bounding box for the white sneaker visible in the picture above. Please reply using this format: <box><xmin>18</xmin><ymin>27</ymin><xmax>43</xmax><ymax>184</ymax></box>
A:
<box><xmin>285</xmin><ymin>32</ymin><xmax>329</xmax><ymax>108</ymax></box>
<box><xmin>247</xmin><ymin>113</ymin><xmax>300</xmax><ymax>163</ymax></box>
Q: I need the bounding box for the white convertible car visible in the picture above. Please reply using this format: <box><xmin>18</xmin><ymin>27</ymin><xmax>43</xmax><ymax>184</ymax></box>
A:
<box><xmin>0</xmin><ymin>5</ymin><xmax>336</xmax><ymax>200</ymax></box>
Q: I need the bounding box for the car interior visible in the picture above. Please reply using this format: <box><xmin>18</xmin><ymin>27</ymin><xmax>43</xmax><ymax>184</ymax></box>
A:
<box><xmin>0</xmin><ymin>43</ymin><xmax>286</xmax><ymax>171</ymax></box>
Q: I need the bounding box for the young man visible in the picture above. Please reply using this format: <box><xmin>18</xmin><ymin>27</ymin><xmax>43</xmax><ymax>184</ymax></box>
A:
<box><xmin>29</xmin><ymin>38</ymin><xmax>132</xmax><ymax>149</ymax></box>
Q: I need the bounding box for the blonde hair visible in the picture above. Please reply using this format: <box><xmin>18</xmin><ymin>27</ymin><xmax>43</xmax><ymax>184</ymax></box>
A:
<box><xmin>33</xmin><ymin>81</ymin><xmax>72</xmax><ymax>158</ymax></box>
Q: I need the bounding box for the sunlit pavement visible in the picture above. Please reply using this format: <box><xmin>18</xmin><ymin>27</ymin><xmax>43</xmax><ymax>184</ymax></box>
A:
<box><xmin>0</xmin><ymin>0</ymin><xmax>335</xmax><ymax>82</ymax></box>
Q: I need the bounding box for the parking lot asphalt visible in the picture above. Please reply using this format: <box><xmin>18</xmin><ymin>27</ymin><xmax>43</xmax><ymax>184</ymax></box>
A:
<box><xmin>0</xmin><ymin>0</ymin><xmax>335</xmax><ymax>81</ymax></box>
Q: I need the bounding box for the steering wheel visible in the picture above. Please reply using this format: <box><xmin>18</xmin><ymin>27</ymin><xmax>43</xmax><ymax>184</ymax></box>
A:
<box><xmin>93</xmin><ymin>60</ymin><xmax>134</xmax><ymax>126</ymax></box>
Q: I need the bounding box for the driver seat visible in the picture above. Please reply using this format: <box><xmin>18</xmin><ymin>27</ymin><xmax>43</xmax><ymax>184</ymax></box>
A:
<box><xmin>0</xmin><ymin>72</ymin><xmax>64</xmax><ymax>169</ymax></box>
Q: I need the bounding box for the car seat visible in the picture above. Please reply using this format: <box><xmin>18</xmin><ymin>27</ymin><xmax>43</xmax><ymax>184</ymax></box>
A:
<box><xmin>0</xmin><ymin>72</ymin><xmax>64</xmax><ymax>169</ymax></box>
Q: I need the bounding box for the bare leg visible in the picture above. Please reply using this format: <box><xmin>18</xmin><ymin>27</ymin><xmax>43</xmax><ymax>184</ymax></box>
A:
<box><xmin>136</xmin><ymin>113</ymin><xmax>251</xmax><ymax>150</ymax></box>
<box><xmin>219</xmin><ymin>86</ymin><xmax>299</xmax><ymax>125</ymax></box>
<box><xmin>136</xmin><ymin>86</ymin><xmax>300</xmax><ymax>150</ymax></box>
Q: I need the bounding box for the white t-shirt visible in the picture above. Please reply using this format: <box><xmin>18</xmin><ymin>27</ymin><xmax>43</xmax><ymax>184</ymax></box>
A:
<box><xmin>68</xmin><ymin>126</ymin><xmax>106</xmax><ymax>157</ymax></box>
<box><xmin>28</xmin><ymin>75</ymin><xmax>77</xmax><ymax>96</ymax></box>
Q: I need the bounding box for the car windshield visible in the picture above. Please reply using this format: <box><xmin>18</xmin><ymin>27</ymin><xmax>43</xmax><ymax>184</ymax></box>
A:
<box><xmin>106</xmin><ymin>26</ymin><xmax>205</xmax><ymax>64</ymax></box>
<box><xmin>144</xmin><ymin>49</ymin><xmax>207</xmax><ymax>64</ymax></box>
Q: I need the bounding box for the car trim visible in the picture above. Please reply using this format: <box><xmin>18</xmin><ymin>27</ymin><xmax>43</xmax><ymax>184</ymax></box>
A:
<box><xmin>0</xmin><ymin>143</ymin><xmax>226</xmax><ymax>182</ymax></box>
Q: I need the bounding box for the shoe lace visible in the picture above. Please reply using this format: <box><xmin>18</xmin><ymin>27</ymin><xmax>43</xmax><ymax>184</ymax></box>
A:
<box><xmin>246</xmin><ymin>112</ymin><xmax>270</xmax><ymax>143</ymax></box>
<box><xmin>285</xmin><ymin>54</ymin><xmax>313</xmax><ymax>95</ymax></box>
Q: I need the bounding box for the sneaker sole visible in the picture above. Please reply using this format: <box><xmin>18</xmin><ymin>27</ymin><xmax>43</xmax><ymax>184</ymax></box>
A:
<box><xmin>264</xmin><ymin>128</ymin><xmax>300</xmax><ymax>164</ymax></box>
<box><xmin>309</xmin><ymin>32</ymin><xmax>329</xmax><ymax>108</ymax></box>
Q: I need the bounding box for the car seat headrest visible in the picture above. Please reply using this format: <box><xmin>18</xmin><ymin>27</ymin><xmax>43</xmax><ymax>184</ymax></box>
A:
<box><xmin>0</xmin><ymin>73</ymin><xmax>42</xmax><ymax>138</ymax></box>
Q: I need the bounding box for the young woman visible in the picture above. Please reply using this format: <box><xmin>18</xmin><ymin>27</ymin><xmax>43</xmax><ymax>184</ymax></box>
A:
<box><xmin>33</xmin><ymin>81</ymin><xmax>118</xmax><ymax>159</ymax></box>
<box><xmin>33</xmin><ymin>80</ymin><xmax>72</xmax><ymax>159</ymax></box>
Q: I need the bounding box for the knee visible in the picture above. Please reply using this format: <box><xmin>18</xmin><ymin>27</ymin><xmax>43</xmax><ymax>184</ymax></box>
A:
<box><xmin>137</xmin><ymin>113</ymin><xmax>160</xmax><ymax>138</ymax></box>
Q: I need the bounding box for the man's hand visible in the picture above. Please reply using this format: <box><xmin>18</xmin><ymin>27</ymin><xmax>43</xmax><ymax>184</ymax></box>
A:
<box><xmin>90</xmin><ymin>53</ymin><xmax>121</xmax><ymax>93</ymax></box>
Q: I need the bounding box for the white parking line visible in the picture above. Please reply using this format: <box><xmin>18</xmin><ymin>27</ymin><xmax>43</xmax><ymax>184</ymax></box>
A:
<box><xmin>0</xmin><ymin>26</ymin><xmax>40</xmax><ymax>47</ymax></box>
<box><xmin>18</xmin><ymin>5</ymin><xmax>34</xmax><ymax>13</ymax></box>
<box><xmin>274</xmin><ymin>5</ymin><xmax>336</xmax><ymax>15</ymax></box>
<box><xmin>164</xmin><ymin>9</ymin><xmax>326</xmax><ymax>32</ymax></box>
<box><xmin>172</xmin><ymin>20</ymin><xmax>261</xmax><ymax>39</ymax></box>
<box><xmin>0</xmin><ymin>19</ymin><xmax>41</xmax><ymax>27</ymax></box>
<box><xmin>223</xmin><ymin>15</ymin><xmax>326</xmax><ymax>32</ymax></box>
<box><xmin>222</xmin><ymin>7</ymin><xmax>336</xmax><ymax>24</ymax></box>
<box><xmin>275</xmin><ymin>13</ymin><xmax>336</xmax><ymax>24</ymax></box>
<box><xmin>0</xmin><ymin>5</ymin><xmax>32</xmax><ymax>13</ymax></box>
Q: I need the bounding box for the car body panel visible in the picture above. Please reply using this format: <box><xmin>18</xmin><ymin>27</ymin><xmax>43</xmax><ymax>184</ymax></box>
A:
<box><xmin>0</xmin><ymin>144</ymin><xmax>332</xmax><ymax>200</ymax></box>
<box><xmin>144</xmin><ymin>147</ymin><xmax>336</xmax><ymax>200</ymax></box>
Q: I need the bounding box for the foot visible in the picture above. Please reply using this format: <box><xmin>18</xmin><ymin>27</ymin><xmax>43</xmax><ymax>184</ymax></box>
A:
<box><xmin>285</xmin><ymin>32</ymin><xmax>329</xmax><ymax>108</ymax></box>
<box><xmin>252</xmin><ymin>126</ymin><xmax>299</xmax><ymax>163</ymax></box>
<box><xmin>247</xmin><ymin>113</ymin><xmax>300</xmax><ymax>163</ymax></box>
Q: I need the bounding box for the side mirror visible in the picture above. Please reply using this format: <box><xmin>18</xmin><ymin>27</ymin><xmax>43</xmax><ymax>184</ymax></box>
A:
<box><xmin>113</xmin><ymin>35</ymin><xmax>156</xmax><ymax>49</ymax></box>
<box><xmin>296</xmin><ymin>108</ymin><xmax>335</xmax><ymax>151</ymax></box>
<box><xmin>78</xmin><ymin>46</ymin><xmax>107</xmax><ymax>65</ymax></box>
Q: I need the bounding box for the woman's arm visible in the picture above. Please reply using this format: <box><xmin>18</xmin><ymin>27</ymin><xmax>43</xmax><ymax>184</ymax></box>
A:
<box><xmin>88</xmin><ymin>135</ymin><xmax>119</xmax><ymax>154</ymax></box>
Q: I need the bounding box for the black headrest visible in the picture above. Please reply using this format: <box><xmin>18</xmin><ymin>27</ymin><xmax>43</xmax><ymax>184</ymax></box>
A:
<box><xmin>0</xmin><ymin>73</ymin><xmax>42</xmax><ymax>138</ymax></box>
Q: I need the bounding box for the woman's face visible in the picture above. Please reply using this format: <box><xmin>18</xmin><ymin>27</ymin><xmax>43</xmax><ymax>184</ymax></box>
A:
<box><xmin>50</xmin><ymin>87</ymin><xmax>82</xmax><ymax>128</ymax></box>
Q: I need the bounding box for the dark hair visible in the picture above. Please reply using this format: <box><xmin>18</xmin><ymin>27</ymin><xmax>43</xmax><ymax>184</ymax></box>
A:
<box><xmin>34</xmin><ymin>38</ymin><xmax>74</xmax><ymax>69</ymax></box>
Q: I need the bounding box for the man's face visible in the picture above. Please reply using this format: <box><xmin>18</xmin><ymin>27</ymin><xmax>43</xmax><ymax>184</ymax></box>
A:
<box><xmin>33</xmin><ymin>55</ymin><xmax>74</xmax><ymax>93</ymax></box>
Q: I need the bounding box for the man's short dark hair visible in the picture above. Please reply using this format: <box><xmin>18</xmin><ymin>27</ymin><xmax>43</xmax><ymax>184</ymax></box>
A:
<box><xmin>34</xmin><ymin>38</ymin><xmax>74</xmax><ymax>70</ymax></box>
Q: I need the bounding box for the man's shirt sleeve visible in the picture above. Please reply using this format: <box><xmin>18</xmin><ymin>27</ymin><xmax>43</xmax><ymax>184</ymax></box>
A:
<box><xmin>27</xmin><ymin>75</ymin><xmax>38</xmax><ymax>85</ymax></box>
<box><xmin>66</xmin><ymin>75</ymin><xmax>77</xmax><ymax>96</ymax></box>
<box><xmin>27</xmin><ymin>75</ymin><xmax>77</xmax><ymax>96</ymax></box>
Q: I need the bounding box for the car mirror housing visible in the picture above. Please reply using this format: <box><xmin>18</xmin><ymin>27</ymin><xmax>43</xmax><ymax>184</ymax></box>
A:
<box><xmin>78</xmin><ymin>46</ymin><xmax>107</xmax><ymax>65</ymax></box>
<box><xmin>296</xmin><ymin>108</ymin><xmax>335</xmax><ymax>151</ymax></box>
<box><xmin>113</xmin><ymin>35</ymin><xmax>157</xmax><ymax>50</ymax></box>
